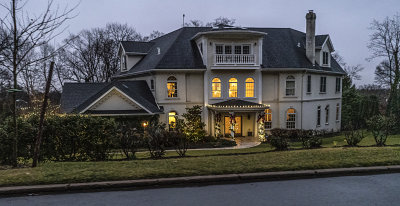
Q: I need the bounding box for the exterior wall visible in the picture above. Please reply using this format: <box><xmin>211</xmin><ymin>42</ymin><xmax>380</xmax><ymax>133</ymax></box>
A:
<box><xmin>126</xmin><ymin>55</ymin><xmax>143</xmax><ymax>71</ymax></box>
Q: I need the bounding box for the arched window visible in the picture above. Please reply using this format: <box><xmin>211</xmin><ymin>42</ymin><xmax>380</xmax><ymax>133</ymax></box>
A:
<box><xmin>286</xmin><ymin>76</ymin><xmax>295</xmax><ymax>96</ymax></box>
<box><xmin>286</xmin><ymin>108</ymin><xmax>296</xmax><ymax>129</ymax></box>
<box><xmin>336</xmin><ymin>103</ymin><xmax>340</xmax><ymax>121</ymax></box>
<box><xmin>325</xmin><ymin>105</ymin><xmax>330</xmax><ymax>124</ymax></box>
<box><xmin>167</xmin><ymin>76</ymin><xmax>177</xmax><ymax>98</ymax></box>
<box><xmin>168</xmin><ymin>111</ymin><xmax>177</xmax><ymax>131</ymax></box>
<box><xmin>228</xmin><ymin>78</ymin><xmax>238</xmax><ymax>98</ymax></box>
<box><xmin>245</xmin><ymin>78</ymin><xmax>255</xmax><ymax>97</ymax></box>
<box><xmin>265</xmin><ymin>108</ymin><xmax>272</xmax><ymax>129</ymax></box>
<box><xmin>212</xmin><ymin>78</ymin><xmax>221</xmax><ymax>98</ymax></box>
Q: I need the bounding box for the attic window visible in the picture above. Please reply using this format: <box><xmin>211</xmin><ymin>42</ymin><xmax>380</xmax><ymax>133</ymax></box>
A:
<box><xmin>323</xmin><ymin>52</ymin><xmax>329</xmax><ymax>65</ymax></box>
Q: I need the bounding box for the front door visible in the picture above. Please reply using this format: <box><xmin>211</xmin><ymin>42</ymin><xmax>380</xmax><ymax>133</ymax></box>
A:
<box><xmin>224</xmin><ymin>116</ymin><xmax>242</xmax><ymax>136</ymax></box>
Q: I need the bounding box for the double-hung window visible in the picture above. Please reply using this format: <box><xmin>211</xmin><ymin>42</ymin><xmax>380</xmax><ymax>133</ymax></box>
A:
<box><xmin>320</xmin><ymin>77</ymin><xmax>327</xmax><ymax>93</ymax></box>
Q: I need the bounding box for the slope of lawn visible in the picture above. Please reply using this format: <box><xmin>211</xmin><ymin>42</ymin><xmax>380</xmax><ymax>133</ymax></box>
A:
<box><xmin>1</xmin><ymin>132</ymin><xmax>400</xmax><ymax>187</ymax></box>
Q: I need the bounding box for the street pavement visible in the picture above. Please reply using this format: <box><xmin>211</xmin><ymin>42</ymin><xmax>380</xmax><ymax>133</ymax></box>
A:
<box><xmin>1</xmin><ymin>173</ymin><xmax>400</xmax><ymax>206</ymax></box>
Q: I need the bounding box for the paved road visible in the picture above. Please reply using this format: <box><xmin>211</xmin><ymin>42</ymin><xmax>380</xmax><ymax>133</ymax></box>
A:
<box><xmin>1</xmin><ymin>173</ymin><xmax>400</xmax><ymax>206</ymax></box>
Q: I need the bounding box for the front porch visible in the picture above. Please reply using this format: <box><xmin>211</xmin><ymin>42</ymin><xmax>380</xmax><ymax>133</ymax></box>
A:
<box><xmin>207</xmin><ymin>99</ymin><xmax>269</xmax><ymax>140</ymax></box>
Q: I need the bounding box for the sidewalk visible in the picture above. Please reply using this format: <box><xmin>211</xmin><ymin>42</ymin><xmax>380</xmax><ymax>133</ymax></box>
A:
<box><xmin>1</xmin><ymin>165</ymin><xmax>400</xmax><ymax>196</ymax></box>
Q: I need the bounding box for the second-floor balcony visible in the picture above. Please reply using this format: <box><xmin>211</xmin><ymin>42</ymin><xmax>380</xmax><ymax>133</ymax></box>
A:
<box><xmin>214</xmin><ymin>54</ymin><xmax>256</xmax><ymax>65</ymax></box>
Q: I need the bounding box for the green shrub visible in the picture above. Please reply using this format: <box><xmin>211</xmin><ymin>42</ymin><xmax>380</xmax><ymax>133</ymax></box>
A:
<box><xmin>299</xmin><ymin>130</ymin><xmax>322</xmax><ymax>149</ymax></box>
<box><xmin>269</xmin><ymin>136</ymin><xmax>289</xmax><ymax>150</ymax></box>
<box><xmin>116</xmin><ymin>121</ymin><xmax>144</xmax><ymax>160</ymax></box>
<box><xmin>182</xmin><ymin>105</ymin><xmax>206</xmax><ymax>142</ymax></box>
<box><xmin>367</xmin><ymin>115</ymin><xmax>394</xmax><ymax>146</ymax></box>
<box><xmin>145</xmin><ymin>120</ymin><xmax>168</xmax><ymax>159</ymax></box>
<box><xmin>344</xmin><ymin>128</ymin><xmax>365</xmax><ymax>146</ymax></box>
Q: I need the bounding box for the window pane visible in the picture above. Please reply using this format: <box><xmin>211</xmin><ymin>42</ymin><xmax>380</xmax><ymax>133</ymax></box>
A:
<box><xmin>168</xmin><ymin>112</ymin><xmax>177</xmax><ymax>131</ymax></box>
<box><xmin>243</xmin><ymin>45</ymin><xmax>250</xmax><ymax>54</ymax></box>
<box><xmin>225</xmin><ymin>45</ymin><xmax>232</xmax><ymax>54</ymax></box>
<box><xmin>229</xmin><ymin>78</ymin><xmax>238</xmax><ymax>98</ymax></box>
<box><xmin>234</xmin><ymin>46</ymin><xmax>241</xmax><ymax>54</ymax></box>
<box><xmin>245</xmin><ymin>78</ymin><xmax>254</xmax><ymax>97</ymax></box>
<box><xmin>216</xmin><ymin>45</ymin><xmax>223</xmax><ymax>54</ymax></box>
<box><xmin>307</xmin><ymin>75</ymin><xmax>311</xmax><ymax>93</ymax></box>
<box><xmin>212</xmin><ymin>78</ymin><xmax>221</xmax><ymax>98</ymax></box>
<box><xmin>167</xmin><ymin>82</ymin><xmax>177</xmax><ymax>97</ymax></box>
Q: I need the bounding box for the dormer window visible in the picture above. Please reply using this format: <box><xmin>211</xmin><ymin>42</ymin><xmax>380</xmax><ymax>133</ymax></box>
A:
<box><xmin>322</xmin><ymin>51</ymin><xmax>329</xmax><ymax>65</ymax></box>
<box><xmin>121</xmin><ymin>55</ymin><xmax>127</xmax><ymax>72</ymax></box>
<box><xmin>214</xmin><ymin>44</ymin><xmax>255</xmax><ymax>65</ymax></box>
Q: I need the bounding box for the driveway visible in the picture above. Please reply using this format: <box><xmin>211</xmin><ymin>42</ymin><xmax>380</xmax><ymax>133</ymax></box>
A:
<box><xmin>2</xmin><ymin>173</ymin><xmax>400</xmax><ymax>206</ymax></box>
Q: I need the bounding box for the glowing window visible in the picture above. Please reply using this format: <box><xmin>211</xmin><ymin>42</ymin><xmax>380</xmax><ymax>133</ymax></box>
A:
<box><xmin>168</xmin><ymin>111</ymin><xmax>177</xmax><ymax>131</ymax></box>
<box><xmin>228</xmin><ymin>78</ymin><xmax>238</xmax><ymax>98</ymax></box>
<box><xmin>286</xmin><ymin>108</ymin><xmax>296</xmax><ymax>129</ymax></box>
<box><xmin>212</xmin><ymin>78</ymin><xmax>221</xmax><ymax>98</ymax></box>
<box><xmin>286</xmin><ymin>76</ymin><xmax>295</xmax><ymax>96</ymax></box>
<box><xmin>167</xmin><ymin>76</ymin><xmax>177</xmax><ymax>98</ymax></box>
<box><xmin>265</xmin><ymin>108</ymin><xmax>272</xmax><ymax>129</ymax></box>
<box><xmin>245</xmin><ymin>78</ymin><xmax>255</xmax><ymax>97</ymax></box>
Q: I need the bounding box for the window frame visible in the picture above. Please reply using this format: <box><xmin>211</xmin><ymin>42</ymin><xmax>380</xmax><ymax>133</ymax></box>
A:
<box><xmin>214</xmin><ymin>44</ymin><xmax>253</xmax><ymax>55</ymax></box>
<box><xmin>228</xmin><ymin>78</ymin><xmax>238</xmax><ymax>98</ymax></box>
<box><xmin>286</xmin><ymin>75</ymin><xmax>296</xmax><ymax>96</ymax></box>
<box><xmin>335</xmin><ymin>77</ymin><xmax>341</xmax><ymax>93</ymax></box>
<box><xmin>317</xmin><ymin>106</ymin><xmax>321</xmax><ymax>127</ymax></box>
<box><xmin>150</xmin><ymin>79</ymin><xmax>155</xmax><ymax>91</ymax></box>
<box><xmin>325</xmin><ymin>105</ymin><xmax>330</xmax><ymax>125</ymax></box>
<box><xmin>211</xmin><ymin>78</ymin><xmax>222</xmax><ymax>98</ymax></box>
<box><xmin>286</xmin><ymin>108</ymin><xmax>296</xmax><ymax>129</ymax></box>
<box><xmin>336</xmin><ymin>103</ymin><xmax>340</xmax><ymax>122</ymax></box>
<box><xmin>265</xmin><ymin>108</ymin><xmax>272</xmax><ymax>129</ymax></box>
<box><xmin>320</xmin><ymin>76</ymin><xmax>327</xmax><ymax>93</ymax></box>
<box><xmin>167</xmin><ymin>76</ymin><xmax>178</xmax><ymax>98</ymax></box>
<box><xmin>245</xmin><ymin>77</ymin><xmax>255</xmax><ymax>98</ymax></box>
<box><xmin>307</xmin><ymin>75</ymin><xmax>312</xmax><ymax>93</ymax></box>
<box><xmin>322</xmin><ymin>51</ymin><xmax>329</xmax><ymax>65</ymax></box>
<box><xmin>168</xmin><ymin>111</ymin><xmax>178</xmax><ymax>131</ymax></box>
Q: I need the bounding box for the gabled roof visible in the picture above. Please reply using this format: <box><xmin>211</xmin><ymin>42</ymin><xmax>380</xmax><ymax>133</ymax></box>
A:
<box><xmin>113</xmin><ymin>27</ymin><xmax>345</xmax><ymax>78</ymax></box>
<box><xmin>315</xmin><ymin>35</ymin><xmax>329</xmax><ymax>47</ymax></box>
<box><xmin>61</xmin><ymin>80</ymin><xmax>162</xmax><ymax>114</ymax></box>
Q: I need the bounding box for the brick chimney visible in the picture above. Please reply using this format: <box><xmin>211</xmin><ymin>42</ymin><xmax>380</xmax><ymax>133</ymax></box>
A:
<box><xmin>306</xmin><ymin>10</ymin><xmax>316</xmax><ymax>65</ymax></box>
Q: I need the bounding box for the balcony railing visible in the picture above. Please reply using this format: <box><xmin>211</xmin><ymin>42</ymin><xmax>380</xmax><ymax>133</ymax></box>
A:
<box><xmin>214</xmin><ymin>54</ymin><xmax>256</xmax><ymax>65</ymax></box>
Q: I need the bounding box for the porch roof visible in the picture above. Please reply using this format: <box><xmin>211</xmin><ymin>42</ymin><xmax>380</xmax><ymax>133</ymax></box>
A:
<box><xmin>208</xmin><ymin>99</ymin><xmax>269</xmax><ymax>111</ymax></box>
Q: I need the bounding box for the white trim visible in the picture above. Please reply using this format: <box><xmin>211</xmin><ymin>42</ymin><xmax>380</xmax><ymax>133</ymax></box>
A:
<box><xmin>191</xmin><ymin>29</ymin><xmax>268</xmax><ymax>40</ymax></box>
<box><xmin>80</xmin><ymin>87</ymin><xmax>153</xmax><ymax>114</ymax></box>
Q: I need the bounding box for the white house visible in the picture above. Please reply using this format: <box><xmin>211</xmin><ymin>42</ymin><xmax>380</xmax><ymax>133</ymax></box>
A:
<box><xmin>61</xmin><ymin>11</ymin><xmax>345</xmax><ymax>138</ymax></box>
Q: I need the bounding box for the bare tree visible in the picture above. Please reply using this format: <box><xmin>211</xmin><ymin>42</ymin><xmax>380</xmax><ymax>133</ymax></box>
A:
<box><xmin>142</xmin><ymin>30</ymin><xmax>164</xmax><ymax>41</ymax></box>
<box><xmin>374</xmin><ymin>60</ymin><xmax>393</xmax><ymax>88</ymax></box>
<box><xmin>344</xmin><ymin>64</ymin><xmax>364</xmax><ymax>82</ymax></box>
<box><xmin>206</xmin><ymin>17</ymin><xmax>236</xmax><ymax>27</ymax></box>
<box><xmin>0</xmin><ymin>0</ymin><xmax>77</xmax><ymax>167</ymax></box>
<box><xmin>368</xmin><ymin>14</ymin><xmax>400</xmax><ymax>116</ymax></box>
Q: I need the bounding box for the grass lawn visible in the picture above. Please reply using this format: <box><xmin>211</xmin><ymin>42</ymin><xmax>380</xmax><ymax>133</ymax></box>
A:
<box><xmin>1</xmin><ymin>132</ymin><xmax>400</xmax><ymax>187</ymax></box>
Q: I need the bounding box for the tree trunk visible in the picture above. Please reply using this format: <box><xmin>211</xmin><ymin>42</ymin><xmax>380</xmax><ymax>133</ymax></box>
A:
<box><xmin>12</xmin><ymin>0</ymin><xmax>18</xmax><ymax>168</ymax></box>
<box><xmin>32</xmin><ymin>61</ymin><xmax>54</xmax><ymax>167</ymax></box>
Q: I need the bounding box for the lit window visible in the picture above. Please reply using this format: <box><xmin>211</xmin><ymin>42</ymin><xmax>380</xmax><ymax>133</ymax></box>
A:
<box><xmin>245</xmin><ymin>78</ymin><xmax>254</xmax><ymax>97</ymax></box>
<box><xmin>317</xmin><ymin>106</ymin><xmax>321</xmax><ymax>126</ymax></box>
<box><xmin>320</xmin><ymin>77</ymin><xmax>327</xmax><ymax>93</ymax></box>
<box><xmin>167</xmin><ymin>76</ymin><xmax>177</xmax><ymax>98</ymax></box>
<box><xmin>168</xmin><ymin>111</ymin><xmax>177</xmax><ymax>131</ymax></box>
<box><xmin>325</xmin><ymin>105</ymin><xmax>330</xmax><ymax>124</ymax></box>
<box><xmin>265</xmin><ymin>108</ymin><xmax>272</xmax><ymax>129</ymax></box>
<box><xmin>228</xmin><ymin>78</ymin><xmax>238</xmax><ymax>98</ymax></box>
<box><xmin>212</xmin><ymin>78</ymin><xmax>221</xmax><ymax>98</ymax></box>
<box><xmin>286</xmin><ymin>108</ymin><xmax>296</xmax><ymax>129</ymax></box>
<box><xmin>286</xmin><ymin>76</ymin><xmax>295</xmax><ymax>96</ymax></box>
<box><xmin>336</xmin><ymin>103</ymin><xmax>340</xmax><ymax>121</ymax></box>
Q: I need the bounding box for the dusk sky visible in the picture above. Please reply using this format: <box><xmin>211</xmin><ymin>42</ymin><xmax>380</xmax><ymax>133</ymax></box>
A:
<box><xmin>13</xmin><ymin>0</ymin><xmax>400</xmax><ymax>85</ymax></box>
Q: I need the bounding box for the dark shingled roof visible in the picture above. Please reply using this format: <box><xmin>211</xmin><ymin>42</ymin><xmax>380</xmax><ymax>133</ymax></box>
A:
<box><xmin>211</xmin><ymin>99</ymin><xmax>266</xmax><ymax>107</ymax></box>
<box><xmin>315</xmin><ymin>35</ymin><xmax>328</xmax><ymax>47</ymax></box>
<box><xmin>61</xmin><ymin>80</ymin><xmax>161</xmax><ymax>114</ymax></box>
<box><xmin>121</xmin><ymin>41</ymin><xmax>155</xmax><ymax>54</ymax></box>
<box><xmin>114</xmin><ymin>27</ymin><xmax>345</xmax><ymax>78</ymax></box>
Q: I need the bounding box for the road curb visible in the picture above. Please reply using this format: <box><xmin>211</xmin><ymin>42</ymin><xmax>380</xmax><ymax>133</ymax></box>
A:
<box><xmin>1</xmin><ymin>165</ymin><xmax>400</xmax><ymax>196</ymax></box>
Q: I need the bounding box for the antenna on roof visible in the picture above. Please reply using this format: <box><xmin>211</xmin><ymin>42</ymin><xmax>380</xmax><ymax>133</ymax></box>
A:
<box><xmin>182</xmin><ymin>14</ymin><xmax>185</xmax><ymax>27</ymax></box>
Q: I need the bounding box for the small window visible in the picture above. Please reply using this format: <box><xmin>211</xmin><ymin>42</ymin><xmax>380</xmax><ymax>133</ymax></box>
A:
<box><xmin>317</xmin><ymin>106</ymin><xmax>321</xmax><ymax>126</ymax></box>
<box><xmin>325</xmin><ymin>105</ymin><xmax>330</xmax><ymax>124</ymax></box>
<box><xmin>323</xmin><ymin>52</ymin><xmax>329</xmax><ymax>65</ymax></box>
<box><xmin>307</xmin><ymin>75</ymin><xmax>312</xmax><ymax>93</ymax></box>
<box><xmin>168</xmin><ymin>111</ymin><xmax>177</xmax><ymax>131</ymax></box>
<box><xmin>150</xmin><ymin>79</ymin><xmax>155</xmax><ymax>90</ymax></box>
<box><xmin>320</xmin><ymin>77</ymin><xmax>327</xmax><ymax>93</ymax></box>
<box><xmin>216</xmin><ymin>45</ymin><xmax>223</xmax><ymax>54</ymax></box>
<box><xmin>336</xmin><ymin>103</ymin><xmax>340</xmax><ymax>121</ymax></box>
<box><xmin>286</xmin><ymin>108</ymin><xmax>296</xmax><ymax>129</ymax></box>
<box><xmin>167</xmin><ymin>76</ymin><xmax>178</xmax><ymax>98</ymax></box>
<box><xmin>212</xmin><ymin>78</ymin><xmax>221</xmax><ymax>98</ymax></box>
<box><xmin>335</xmin><ymin>77</ymin><xmax>341</xmax><ymax>92</ymax></box>
<box><xmin>228</xmin><ymin>78</ymin><xmax>238</xmax><ymax>98</ymax></box>
<box><xmin>265</xmin><ymin>108</ymin><xmax>272</xmax><ymax>129</ymax></box>
<box><xmin>286</xmin><ymin>76</ymin><xmax>295</xmax><ymax>96</ymax></box>
<box><xmin>245</xmin><ymin>78</ymin><xmax>255</xmax><ymax>97</ymax></box>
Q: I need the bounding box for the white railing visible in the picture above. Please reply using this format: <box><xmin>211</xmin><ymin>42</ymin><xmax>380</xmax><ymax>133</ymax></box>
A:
<box><xmin>214</xmin><ymin>54</ymin><xmax>256</xmax><ymax>65</ymax></box>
